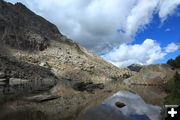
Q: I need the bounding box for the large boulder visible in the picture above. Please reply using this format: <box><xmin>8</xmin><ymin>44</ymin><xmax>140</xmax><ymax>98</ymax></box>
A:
<box><xmin>0</xmin><ymin>56</ymin><xmax>57</xmax><ymax>102</ymax></box>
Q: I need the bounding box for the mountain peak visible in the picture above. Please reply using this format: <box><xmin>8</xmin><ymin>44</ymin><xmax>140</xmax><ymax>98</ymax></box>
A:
<box><xmin>0</xmin><ymin>0</ymin><xmax>61</xmax><ymax>51</ymax></box>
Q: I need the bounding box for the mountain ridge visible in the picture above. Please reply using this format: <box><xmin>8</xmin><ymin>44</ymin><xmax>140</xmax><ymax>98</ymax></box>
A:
<box><xmin>0</xmin><ymin>1</ymin><xmax>178</xmax><ymax>120</ymax></box>
<box><xmin>0</xmin><ymin>1</ymin><xmax>134</xmax><ymax>119</ymax></box>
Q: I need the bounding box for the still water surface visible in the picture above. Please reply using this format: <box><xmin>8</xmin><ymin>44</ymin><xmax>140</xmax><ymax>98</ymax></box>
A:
<box><xmin>0</xmin><ymin>86</ymin><xmax>164</xmax><ymax>120</ymax></box>
<box><xmin>76</xmin><ymin>91</ymin><xmax>162</xmax><ymax>120</ymax></box>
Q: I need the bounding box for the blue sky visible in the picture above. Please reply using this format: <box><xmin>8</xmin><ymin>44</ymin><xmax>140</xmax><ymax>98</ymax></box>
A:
<box><xmin>133</xmin><ymin>8</ymin><xmax>180</xmax><ymax>64</ymax></box>
<box><xmin>102</xmin><ymin>7</ymin><xmax>180</xmax><ymax>67</ymax></box>
<box><xmin>6</xmin><ymin>0</ymin><xmax>180</xmax><ymax>67</ymax></box>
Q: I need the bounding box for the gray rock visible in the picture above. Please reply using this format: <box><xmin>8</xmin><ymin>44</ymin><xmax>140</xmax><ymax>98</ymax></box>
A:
<box><xmin>0</xmin><ymin>79</ymin><xmax>6</xmax><ymax>82</ymax></box>
<box><xmin>0</xmin><ymin>72</ymin><xmax>5</xmax><ymax>78</ymax></box>
<box><xmin>115</xmin><ymin>102</ymin><xmax>126</xmax><ymax>108</ymax></box>
<box><xmin>0</xmin><ymin>0</ymin><xmax>61</xmax><ymax>51</ymax></box>
<box><xmin>0</xmin><ymin>56</ymin><xmax>57</xmax><ymax>99</ymax></box>
<box><xmin>9</xmin><ymin>78</ymin><xmax>29</xmax><ymax>85</ymax></box>
<box><xmin>26</xmin><ymin>95</ymin><xmax>60</xmax><ymax>103</ymax></box>
<box><xmin>128</xmin><ymin>64</ymin><xmax>143</xmax><ymax>72</ymax></box>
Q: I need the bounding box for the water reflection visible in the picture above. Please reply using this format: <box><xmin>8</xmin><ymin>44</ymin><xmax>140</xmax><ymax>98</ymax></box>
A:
<box><xmin>104</xmin><ymin>91</ymin><xmax>162</xmax><ymax>120</ymax></box>
<box><xmin>76</xmin><ymin>91</ymin><xmax>162</xmax><ymax>120</ymax></box>
<box><xmin>0</xmin><ymin>108</ymin><xmax>48</xmax><ymax>120</ymax></box>
<box><xmin>128</xmin><ymin>85</ymin><xmax>165</xmax><ymax>106</ymax></box>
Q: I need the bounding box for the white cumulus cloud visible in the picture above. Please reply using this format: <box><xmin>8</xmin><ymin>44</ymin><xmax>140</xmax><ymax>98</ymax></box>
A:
<box><xmin>102</xmin><ymin>39</ymin><xmax>179</xmax><ymax>67</ymax></box>
<box><xmin>5</xmin><ymin>0</ymin><xmax>180</xmax><ymax>53</ymax></box>
<box><xmin>165</xmin><ymin>43</ymin><xmax>180</xmax><ymax>52</ymax></box>
<box><xmin>4</xmin><ymin>0</ymin><xmax>180</xmax><ymax>67</ymax></box>
<box><xmin>158</xmin><ymin>0</ymin><xmax>180</xmax><ymax>22</ymax></box>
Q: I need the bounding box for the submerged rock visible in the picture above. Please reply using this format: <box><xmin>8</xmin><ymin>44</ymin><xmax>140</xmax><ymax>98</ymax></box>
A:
<box><xmin>26</xmin><ymin>95</ymin><xmax>60</xmax><ymax>103</ymax></box>
<box><xmin>115</xmin><ymin>102</ymin><xmax>126</xmax><ymax>108</ymax></box>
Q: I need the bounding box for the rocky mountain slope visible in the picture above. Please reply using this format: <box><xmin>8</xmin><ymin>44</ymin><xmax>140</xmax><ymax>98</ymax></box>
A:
<box><xmin>0</xmin><ymin>0</ymin><xmax>134</xmax><ymax>96</ymax></box>
<box><xmin>0</xmin><ymin>1</ymin><xmax>178</xmax><ymax>120</ymax></box>
<box><xmin>125</xmin><ymin>64</ymin><xmax>178</xmax><ymax>86</ymax></box>
<box><xmin>0</xmin><ymin>1</ymin><xmax>135</xmax><ymax>120</ymax></box>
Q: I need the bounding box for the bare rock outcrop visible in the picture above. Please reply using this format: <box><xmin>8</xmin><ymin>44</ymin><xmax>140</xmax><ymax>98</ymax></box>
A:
<box><xmin>0</xmin><ymin>0</ymin><xmax>61</xmax><ymax>51</ymax></box>
<box><xmin>128</xmin><ymin>64</ymin><xmax>143</xmax><ymax>72</ymax></box>
<box><xmin>124</xmin><ymin>64</ymin><xmax>176</xmax><ymax>86</ymax></box>
<box><xmin>0</xmin><ymin>56</ymin><xmax>57</xmax><ymax>102</ymax></box>
<box><xmin>0</xmin><ymin>1</ymin><xmax>134</xmax><ymax>119</ymax></box>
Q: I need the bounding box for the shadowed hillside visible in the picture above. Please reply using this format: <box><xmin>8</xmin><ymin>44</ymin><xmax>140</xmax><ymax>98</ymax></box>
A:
<box><xmin>0</xmin><ymin>1</ymin><xmax>178</xmax><ymax>120</ymax></box>
<box><xmin>0</xmin><ymin>1</ymin><xmax>134</xmax><ymax>119</ymax></box>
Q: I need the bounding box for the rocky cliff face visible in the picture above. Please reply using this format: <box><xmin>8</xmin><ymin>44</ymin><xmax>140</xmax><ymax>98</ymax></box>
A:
<box><xmin>0</xmin><ymin>0</ymin><xmax>135</xmax><ymax>96</ymax></box>
<box><xmin>0</xmin><ymin>56</ymin><xmax>57</xmax><ymax>97</ymax></box>
<box><xmin>0</xmin><ymin>1</ymin><xmax>61</xmax><ymax>51</ymax></box>
<box><xmin>0</xmin><ymin>1</ymin><xmax>60</xmax><ymax>99</ymax></box>
<box><xmin>0</xmin><ymin>1</ymin><xmax>135</xmax><ymax>119</ymax></box>
<box><xmin>0</xmin><ymin>1</ymin><xmax>177</xmax><ymax>120</ymax></box>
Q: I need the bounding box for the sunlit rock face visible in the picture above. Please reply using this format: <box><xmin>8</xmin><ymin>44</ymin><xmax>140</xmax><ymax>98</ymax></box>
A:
<box><xmin>0</xmin><ymin>1</ymin><xmax>135</xmax><ymax>119</ymax></box>
<box><xmin>0</xmin><ymin>1</ymin><xmax>175</xmax><ymax>120</ymax></box>
<box><xmin>124</xmin><ymin>64</ymin><xmax>176</xmax><ymax>85</ymax></box>
<box><xmin>0</xmin><ymin>0</ymin><xmax>135</xmax><ymax>101</ymax></box>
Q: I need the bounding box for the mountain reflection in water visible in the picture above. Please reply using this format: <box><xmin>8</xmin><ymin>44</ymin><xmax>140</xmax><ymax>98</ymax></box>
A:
<box><xmin>76</xmin><ymin>91</ymin><xmax>162</xmax><ymax>120</ymax></box>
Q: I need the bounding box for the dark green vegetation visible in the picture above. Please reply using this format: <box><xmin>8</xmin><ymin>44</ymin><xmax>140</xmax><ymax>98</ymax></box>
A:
<box><xmin>164</xmin><ymin>72</ymin><xmax>180</xmax><ymax>104</ymax></box>
<box><xmin>164</xmin><ymin>55</ymin><xmax>180</xmax><ymax>104</ymax></box>
<box><xmin>167</xmin><ymin>55</ymin><xmax>180</xmax><ymax>69</ymax></box>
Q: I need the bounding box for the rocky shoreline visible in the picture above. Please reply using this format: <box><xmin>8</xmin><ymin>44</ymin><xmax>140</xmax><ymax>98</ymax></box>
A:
<box><xmin>0</xmin><ymin>1</ymin><xmax>178</xmax><ymax>120</ymax></box>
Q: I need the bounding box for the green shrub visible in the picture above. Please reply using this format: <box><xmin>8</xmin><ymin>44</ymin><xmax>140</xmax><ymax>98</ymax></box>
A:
<box><xmin>167</xmin><ymin>55</ymin><xmax>180</xmax><ymax>69</ymax></box>
<box><xmin>164</xmin><ymin>72</ymin><xmax>180</xmax><ymax>104</ymax></box>
<box><xmin>165</xmin><ymin>77</ymin><xmax>176</xmax><ymax>93</ymax></box>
